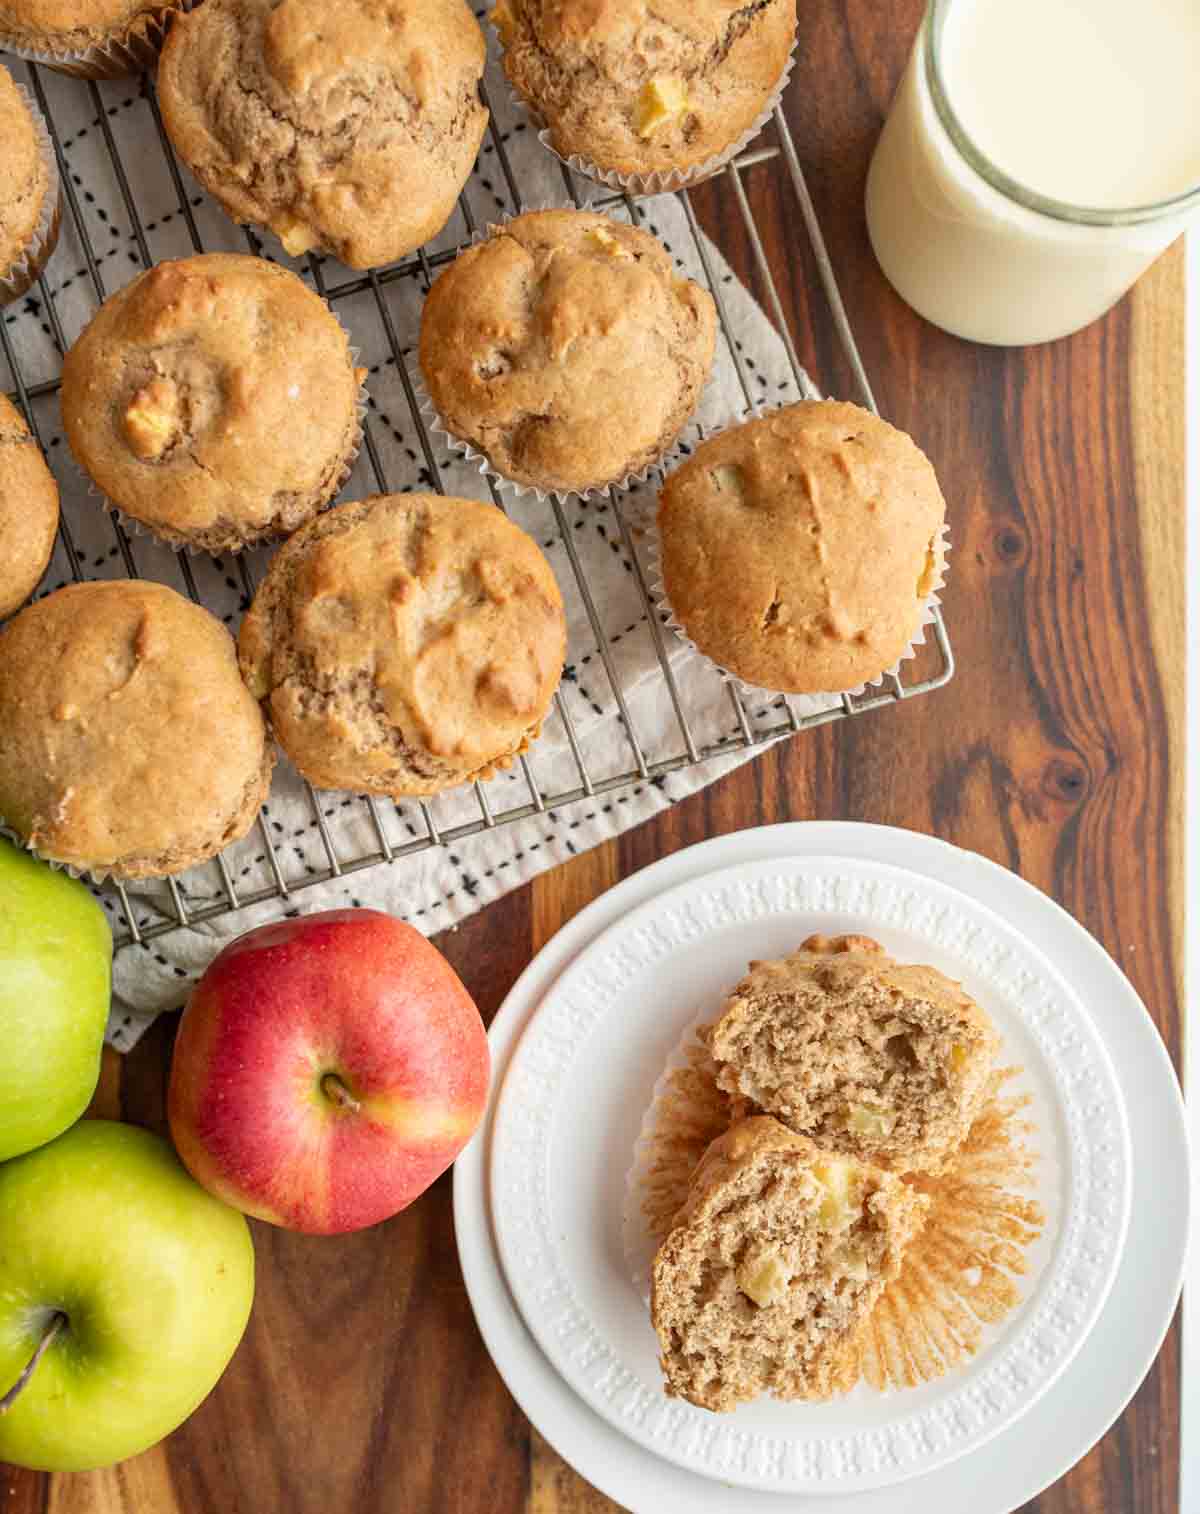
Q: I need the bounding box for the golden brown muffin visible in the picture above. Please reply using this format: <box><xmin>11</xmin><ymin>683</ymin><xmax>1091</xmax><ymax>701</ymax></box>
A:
<box><xmin>651</xmin><ymin>1116</ymin><xmax>927</xmax><ymax>1411</ymax></box>
<box><xmin>658</xmin><ymin>401</ymin><xmax>947</xmax><ymax>693</ymax></box>
<box><xmin>0</xmin><ymin>0</ymin><xmax>192</xmax><ymax>75</ymax></box>
<box><xmin>158</xmin><ymin>0</ymin><xmax>488</xmax><ymax>267</ymax></box>
<box><xmin>706</xmin><ymin>935</ymin><xmax>999</xmax><ymax>1175</ymax></box>
<box><xmin>0</xmin><ymin>580</ymin><xmax>273</xmax><ymax>878</ymax></box>
<box><xmin>0</xmin><ymin>394</ymin><xmax>59</xmax><ymax>617</ymax></box>
<box><xmin>239</xmin><ymin>493</ymin><xmax>566</xmax><ymax>797</ymax></box>
<box><xmin>494</xmin><ymin>0</ymin><xmax>795</xmax><ymax>180</ymax></box>
<box><xmin>419</xmin><ymin>209</ymin><xmax>716</xmax><ymax>495</ymax></box>
<box><xmin>61</xmin><ymin>254</ymin><xmax>365</xmax><ymax>553</ymax></box>
<box><xmin>0</xmin><ymin>63</ymin><xmax>60</xmax><ymax>301</ymax></box>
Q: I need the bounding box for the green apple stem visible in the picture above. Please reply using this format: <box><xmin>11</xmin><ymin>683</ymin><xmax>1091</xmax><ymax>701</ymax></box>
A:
<box><xmin>321</xmin><ymin>1073</ymin><xmax>361</xmax><ymax>1114</ymax></box>
<box><xmin>0</xmin><ymin>1312</ymin><xmax>66</xmax><ymax>1415</ymax></box>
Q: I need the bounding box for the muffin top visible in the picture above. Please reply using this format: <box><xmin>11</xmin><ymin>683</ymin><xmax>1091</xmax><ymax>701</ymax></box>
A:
<box><xmin>61</xmin><ymin>254</ymin><xmax>364</xmax><ymax>552</ymax></box>
<box><xmin>494</xmin><ymin>0</ymin><xmax>796</xmax><ymax>176</ymax></box>
<box><xmin>0</xmin><ymin>0</ymin><xmax>164</xmax><ymax>46</ymax></box>
<box><xmin>0</xmin><ymin>580</ymin><xmax>273</xmax><ymax>878</ymax></box>
<box><xmin>419</xmin><ymin>209</ymin><xmax>717</xmax><ymax>494</ymax></box>
<box><xmin>159</xmin><ymin>0</ymin><xmax>488</xmax><ymax>268</ymax></box>
<box><xmin>658</xmin><ymin>401</ymin><xmax>947</xmax><ymax>694</ymax></box>
<box><xmin>0</xmin><ymin>395</ymin><xmax>59</xmax><ymax>618</ymax></box>
<box><xmin>0</xmin><ymin>65</ymin><xmax>50</xmax><ymax>278</ymax></box>
<box><xmin>239</xmin><ymin>493</ymin><xmax>567</xmax><ymax>797</ymax></box>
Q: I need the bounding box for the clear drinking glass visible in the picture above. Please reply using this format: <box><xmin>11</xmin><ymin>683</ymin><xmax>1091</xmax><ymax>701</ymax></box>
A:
<box><xmin>865</xmin><ymin>0</ymin><xmax>1200</xmax><ymax>346</ymax></box>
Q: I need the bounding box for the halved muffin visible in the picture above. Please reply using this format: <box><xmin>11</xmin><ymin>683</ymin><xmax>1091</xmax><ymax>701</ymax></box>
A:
<box><xmin>651</xmin><ymin>1116</ymin><xmax>926</xmax><ymax>1411</ymax></box>
<box><xmin>706</xmin><ymin>935</ymin><xmax>999</xmax><ymax>1175</ymax></box>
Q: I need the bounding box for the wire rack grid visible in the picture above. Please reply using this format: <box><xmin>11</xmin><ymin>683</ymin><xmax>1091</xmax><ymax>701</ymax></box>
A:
<box><xmin>1</xmin><ymin>61</ymin><xmax>953</xmax><ymax>954</ymax></box>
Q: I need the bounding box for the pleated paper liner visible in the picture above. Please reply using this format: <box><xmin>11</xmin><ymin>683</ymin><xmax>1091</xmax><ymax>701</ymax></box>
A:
<box><xmin>492</xmin><ymin>26</ymin><xmax>798</xmax><ymax>199</ymax></box>
<box><xmin>647</xmin><ymin>417</ymin><xmax>952</xmax><ymax>705</ymax></box>
<box><xmin>408</xmin><ymin>202</ymin><xmax>714</xmax><ymax>504</ymax></box>
<box><xmin>0</xmin><ymin>0</ymin><xmax>198</xmax><ymax>78</ymax></box>
<box><xmin>623</xmin><ymin>1015</ymin><xmax>1043</xmax><ymax>1398</ymax></box>
<box><xmin>0</xmin><ymin>85</ymin><xmax>62</xmax><ymax>307</ymax></box>
<box><xmin>0</xmin><ymin>816</ymin><xmax>144</xmax><ymax>887</ymax></box>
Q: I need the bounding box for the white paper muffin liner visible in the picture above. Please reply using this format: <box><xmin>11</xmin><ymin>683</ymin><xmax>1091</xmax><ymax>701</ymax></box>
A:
<box><xmin>410</xmin><ymin>206</ymin><xmax>714</xmax><ymax>501</ymax></box>
<box><xmin>622</xmin><ymin>1005</ymin><xmax>729</xmax><ymax>1305</ymax></box>
<box><xmin>73</xmin><ymin>332</ymin><xmax>367</xmax><ymax>556</ymax></box>
<box><xmin>0</xmin><ymin>85</ymin><xmax>62</xmax><ymax>307</ymax></box>
<box><xmin>0</xmin><ymin>0</ymin><xmax>199</xmax><ymax>78</ymax></box>
<box><xmin>493</xmin><ymin>25</ymin><xmax>797</xmax><ymax>199</ymax></box>
<box><xmin>648</xmin><ymin>406</ymin><xmax>952</xmax><ymax>703</ymax></box>
<box><xmin>0</xmin><ymin>816</ymin><xmax>123</xmax><ymax>885</ymax></box>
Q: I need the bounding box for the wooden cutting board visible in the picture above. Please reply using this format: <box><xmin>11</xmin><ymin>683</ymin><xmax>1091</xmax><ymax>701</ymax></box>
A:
<box><xmin>2</xmin><ymin>0</ymin><xmax>1183</xmax><ymax>1509</ymax></box>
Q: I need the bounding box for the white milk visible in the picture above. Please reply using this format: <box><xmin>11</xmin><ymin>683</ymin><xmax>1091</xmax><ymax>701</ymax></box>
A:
<box><xmin>865</xmin><ymin>0</ymin><xmax>1200</xmax><ymax>345</ymax></box>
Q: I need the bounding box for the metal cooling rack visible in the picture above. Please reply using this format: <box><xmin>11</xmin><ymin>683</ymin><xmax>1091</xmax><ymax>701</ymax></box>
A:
<box><xmin>1</xmin><ymin>67</ymin><xmax>954</xmax><ymax>952</ymax></box>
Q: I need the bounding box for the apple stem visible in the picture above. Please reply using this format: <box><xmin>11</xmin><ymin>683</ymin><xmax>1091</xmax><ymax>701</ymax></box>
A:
<box><xmin>321</xmin><ymin>1073</ymin><xmax>361</xmax><ymax>1115</ymax></box>
<box><xmin>0</xmin><ymin>1312</ymin><xmax>66</xmax><ymax>1416</ymax></box>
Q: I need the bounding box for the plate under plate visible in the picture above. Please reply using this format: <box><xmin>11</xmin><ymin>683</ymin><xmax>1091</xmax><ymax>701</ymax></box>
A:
<box><xmin>489</xmin><ymin>854</ymin><xmax>1131</xmax><ymax>1494</ymax></box>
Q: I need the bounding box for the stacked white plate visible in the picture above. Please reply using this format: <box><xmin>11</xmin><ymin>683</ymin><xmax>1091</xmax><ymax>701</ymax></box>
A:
<box><xmin>454</xmin><ymin>823</ymin><xmax>1189</xmax><ymax>1514</ymax></box>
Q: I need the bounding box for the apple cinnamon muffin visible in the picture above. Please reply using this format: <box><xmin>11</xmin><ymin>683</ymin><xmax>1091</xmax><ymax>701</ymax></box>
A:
<box><xmin>0</xmin><ymin>0</ymin><xmax>195</xmax><ymax>76</ymax></box>
<box><xmin>0</xmin><ymin>394</ymin><xmax>59</xmax><ymax>618</ymax></box>
<box><xmin>0</xmin><ymin>63</ymin><xmax>60</xmax><ymax>303</ymax></box>
<box><xmin>419</xmin><ymin>209</ymin><xmax>717</xmax><ymax>495</ymax></box>
<box><xmin>657</xmin><ymin>401</ymin><xmax>947</xmax><ymax>693</ymax></box>
<box><xmin>493</xmin><ymin>0</ymin><xmax>796</xmax><ymax>181</ymax></box>
<box><xmin>158</xmin><ymin>0</ymin><xmax>488</xmax><ymax>266</ymax></box>
<box><xmin>706</xmin><ymin>935</ymin><xmax>999</xmax><ymax>1175</ymax></box>
<box><xmin>651</xmin><ymin>1116</ymin><xmax>927</xmax><ymax>1411</ymax></box>
<box><xmin>61</xmin><ymin>254</ymin><xmax>364</xmax><ymax>553</ymax></box>
<box><xmin>239</xmin><ymin>493</ymin><xmax>566</xmax><ymax>797</ymax></box>
<box><xmin>0</xmin><ymin>580</ymin><xmax>273</xmax><ymax>878</ymax></box>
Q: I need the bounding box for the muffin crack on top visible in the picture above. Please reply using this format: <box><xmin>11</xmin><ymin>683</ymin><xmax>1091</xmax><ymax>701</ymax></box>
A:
<box><xmin>419</xmin><ymin>208</ymin><xmax>717</xmax><ymax>494</ymax></box>
<box><xmin>61</xmin><ymin>253</ymin><xmax>365</xmax><ymax>553</ymax></box>
<box><xmin>496</xmin><ymin>0</ymin><xmax>796</xmax><ymax>177</ymax></box>
<box><xmin>158</xmin><ymin>0</ymin><xmax>489</xmax><ymax>267</ymax></box>
<box><xmin>0</xmin><ymin>580</ymin><xmax>273</xmax><ymax>878</ymax></box>
<box><xmin>657</xmin><ymin>400</ymin><xmax>947</xmax><ymax>694</ymax></box>
<box><xmin>238</xmin><ymin>493</ymin><xmax>567</xmax><ymax>798</ymax></box>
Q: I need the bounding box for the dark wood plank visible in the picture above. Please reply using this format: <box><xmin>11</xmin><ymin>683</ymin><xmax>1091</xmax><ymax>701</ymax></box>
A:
<box><xmin>1</xmin><ymin>1</ymin><xmax>1183</xmax><ymax>1510</ymax></box>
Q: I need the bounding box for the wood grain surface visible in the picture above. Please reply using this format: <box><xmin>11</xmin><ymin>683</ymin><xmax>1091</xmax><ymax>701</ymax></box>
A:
<box><xmin>2</xmin><ymin>1</ymin><xmax>1185</xmax><ymax>1510</ymax></box>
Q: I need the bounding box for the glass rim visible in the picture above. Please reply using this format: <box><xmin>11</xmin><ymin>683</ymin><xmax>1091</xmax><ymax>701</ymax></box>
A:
<box><xmin>924</xmin><ymin>0</ymin><xmax>1200</xmax><ymax>228</ymax></box>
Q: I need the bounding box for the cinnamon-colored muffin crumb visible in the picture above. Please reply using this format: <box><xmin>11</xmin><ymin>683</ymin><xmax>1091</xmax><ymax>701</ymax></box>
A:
<box><xmin>651</xmin><ymin>1116</ymin><xmax>926</xmax><ymax>1411</ymax></box>
<box><xmin>707</xmin><ymin>934</ymin><xmax>999</xmax><ymax>1175</ymax></box>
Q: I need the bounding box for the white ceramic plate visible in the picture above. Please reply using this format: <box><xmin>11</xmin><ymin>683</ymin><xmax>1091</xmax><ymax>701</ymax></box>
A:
<box><xmin>454</xmin><ymin>824</ymin><xmax>1189</xmax><ymax>1514</ymax></box>
<box><xmin>488</xmin><ymin>853</ymin><xmax>1131</xmax><ymax>1494</ymax></box>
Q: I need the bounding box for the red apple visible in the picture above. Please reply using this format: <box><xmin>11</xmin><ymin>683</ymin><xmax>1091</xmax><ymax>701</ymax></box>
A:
<box><xmin>168</xmin><ymin>909</ymin><xmax>489</xmax><ymax>1234</ymax></box>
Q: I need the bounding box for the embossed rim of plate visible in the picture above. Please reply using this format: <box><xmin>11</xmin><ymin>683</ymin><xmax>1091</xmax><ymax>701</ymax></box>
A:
<box><xmin>488</xmin><ymin>855</ymin><xmax>1133</xmax><ymax>1495</ymax></box>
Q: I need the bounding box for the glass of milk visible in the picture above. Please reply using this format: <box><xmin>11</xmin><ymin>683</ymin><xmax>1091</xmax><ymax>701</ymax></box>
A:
<box><xmin>865</xmin><ymin>0</ymin><xmax>1200</xmax><ymax>345</ymax></box>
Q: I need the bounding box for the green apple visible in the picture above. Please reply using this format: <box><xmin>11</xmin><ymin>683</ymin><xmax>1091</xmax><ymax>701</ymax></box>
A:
<box><xmin>0</xmin><ymin>839</ymin><xmax>112</xmax><ymax>1161</ymax></box>
<box><xmin>0</xmin><ymin>1120</ymin><xmax>255</xmax><ymax>1471</ymax></box>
